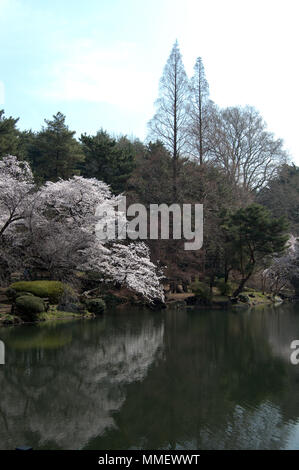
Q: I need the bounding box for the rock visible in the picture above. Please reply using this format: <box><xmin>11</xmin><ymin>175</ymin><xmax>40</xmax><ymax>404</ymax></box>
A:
<box><xmin>57</xmin><ymin>302</ymin><xmax>86</xmax><ymax>314</ymax></box>
<box><xmin>166</xmin><ymin>299</ymin><xmax>186</xmax><ymax>309</ymax></box>
<box><xmin>238</xmin><ymin>294</ymin><xmax>250</xmax><ymax>303</ymax></box>
<box><xmin>185</xmin><ymin>294</ymin><xmax>211</xmax><ymax>306</ymax></box>
<box><xmin>84</xmin><ymin>298</ymin><xmax>106</xmax><ymax>315</ymax></box>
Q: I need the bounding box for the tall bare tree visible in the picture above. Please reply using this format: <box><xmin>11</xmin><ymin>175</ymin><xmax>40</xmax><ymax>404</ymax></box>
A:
<box><xmin>188</xmin><ymin>57</ymin><xmax>211</xmax><ymax>165</ymax></box>
<box><xmin>148</xmin><ymin>41</ymin><xmax>189</xmax><ymax>200</ymax></box>
<box><xmin>209</xmin><ymin>106</ymin><xmax>288</xmax><ymax>192</ymax></box>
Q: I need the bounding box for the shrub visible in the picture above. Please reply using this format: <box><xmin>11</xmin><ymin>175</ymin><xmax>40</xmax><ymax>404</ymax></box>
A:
<box><xmin>216</xmin><ymin>278</ymin><xmax>233</xmax><ymax>296</ymax></box>
<box><xmin>15</xmin><ymin>295</ymin><xmax>45</xmax><ymax>321</ymax></box>
<box><xmin>10</xmin><ymin>281</ymin><xmax>67</xmax><ymax>304</ymax></box>
<box><xmin>190</xmin><ymin>281</ymin><xmax>211</xmax><ymax>302</ymax></box>
<box><xmin>84</xmin><ymin>298</ymin><xmax>106</xmax><ymax>315</ymax></box>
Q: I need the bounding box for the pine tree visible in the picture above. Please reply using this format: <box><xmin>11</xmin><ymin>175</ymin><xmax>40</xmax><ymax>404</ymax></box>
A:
<box><xmin>221</xmin><ymin>204</ymin><xmax>289</xmax><ymax>296</ymax></box>
<box><xmin>28</xmin><ymin>112</ymin><xmax>84</xmax><ymax>181</ymax></box>
<box><xmin>80</xmin><ymin>130</ymin><xmax>135</xmax><ymax>193</ymax></box>
<box><xmin>0</xmin><ymin>109</ymin><xmax>20</xmax><ymax>158</ymax></box>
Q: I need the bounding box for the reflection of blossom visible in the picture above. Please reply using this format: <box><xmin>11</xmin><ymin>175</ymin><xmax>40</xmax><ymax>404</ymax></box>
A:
<box><xmin>0</xmin><ymin>318</ymin><xmax>164</xmax><ymax>449</ymax></box>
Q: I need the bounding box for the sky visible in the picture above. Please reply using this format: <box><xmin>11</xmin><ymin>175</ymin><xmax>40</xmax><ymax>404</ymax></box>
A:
<box><xmin>0</xmin><ymin>0</ymin><xmax>299</xmax><ymax>163</ymax></box>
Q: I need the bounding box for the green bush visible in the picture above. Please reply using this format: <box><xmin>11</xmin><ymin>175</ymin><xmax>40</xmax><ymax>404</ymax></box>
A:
<box><xmin>190</xmin><ymin>281</ymin><xmax>212</xmax><ymax>302</ymax></box>
<box><xmin>10</xmin><ymin>281</ymin><xmax>67</xmax><ymax>304</ymax></box>
<box><xmin>216</xmin><ymin>278</ymin><xmax>233</xmax><ymax>296</ymax></box>
<box><xmin>84</xmin><ymin>298</ymin><xmax>106</xmax><ymax>315</ymax></box>
<box><xmin>15</xmin><ymin>295</ymin><xmax>45</xmax><ymax>320</ymax></box>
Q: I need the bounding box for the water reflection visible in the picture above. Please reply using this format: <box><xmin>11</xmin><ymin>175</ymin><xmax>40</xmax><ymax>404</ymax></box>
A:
<box><xmin>0</xmin><ymin>312</ymin><xmax>164</xmax><ymax>449</ymax></box>
<box><xmin>1</xmin><ymin>304</ymin><xmax>299</xmax><ymax>449</ymax></box>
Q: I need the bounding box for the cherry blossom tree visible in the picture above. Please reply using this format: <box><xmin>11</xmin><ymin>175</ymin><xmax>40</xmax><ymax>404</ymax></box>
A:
<box><xmin>263</xmin><ymin>235</ymin><xmax>299</xmax><ymax>295</ymax></box>
<box><xmin>0</xmin><ymin>155</ymin><xmax>35</xmax><ymax>237</ymax></box>
<box><xmin>0</xmin><ymin>158</ymin><xmax>165</xmax><ymax>302</ymax></box>
<box><xmin>81</xmin><ymin>241</ymin><xmax>165</xmax><ymax>303</ymax></box>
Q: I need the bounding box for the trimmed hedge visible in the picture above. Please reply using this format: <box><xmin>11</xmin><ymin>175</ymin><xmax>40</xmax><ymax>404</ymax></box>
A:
<box><xmin>15</xmin><ymin>295</ymin><xmax>45</xmax><ymax>320</ymax></box>
<box><xmin>10</xmin><ymin>281</ymin><xmax>67</xmax><ymax>304</ymax></box>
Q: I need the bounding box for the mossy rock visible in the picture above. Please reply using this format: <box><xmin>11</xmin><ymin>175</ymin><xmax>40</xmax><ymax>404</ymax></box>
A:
<box><xmin>10</xmin><ymin>281</ymin><xmax>67</xmax><ymax>304</ymax></box>
<box><xmin>238</xmin><ymin>294</ymin><xmax>250</xmax><ymax>303</ymax></box>
<box><xmin>84</xmin><ymin>298</ymin><xmax>106</xmax><ymax>315</ymax></box>
<box><xmin>15</xmin><ymin>295</ymin><xmax>45</xmax><ymax>321</ymax></box>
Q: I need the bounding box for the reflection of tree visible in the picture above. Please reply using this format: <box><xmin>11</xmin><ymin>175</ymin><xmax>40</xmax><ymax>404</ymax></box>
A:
<box><xmin>1</xmin><ymin>305</ymin><xmax>299</xmax><ymax>450</ymax></box>
<box><xmin>0</xmin><ymin>314</ymin><xmax>164</xmax><ymax>449</ymax></box>
<box><xmin>91</xmin><ymin>307</ymin><xmax>299</xmax><ymax>450</ymax></box>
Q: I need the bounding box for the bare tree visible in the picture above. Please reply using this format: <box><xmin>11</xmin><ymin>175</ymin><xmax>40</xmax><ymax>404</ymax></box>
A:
<box><xmin>188</xmin><ymin>57</ymin><xmax>212</xmax><ymax>165</ymax></box>
<box><xmin>148</xmin><ymin>40</ymin><xmax>189</xmax><ymax>199</ymax></box>
<box><xmin>209</xmin><ymin>106</ymin><xmax>288</xmax><ymax>191</ymax></box>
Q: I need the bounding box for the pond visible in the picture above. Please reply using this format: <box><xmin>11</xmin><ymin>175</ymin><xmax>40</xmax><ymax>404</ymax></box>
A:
<box><xmin>1</xmin><ymin>303</ymin><xmax>299</xmax><ymax>450</ymax></box>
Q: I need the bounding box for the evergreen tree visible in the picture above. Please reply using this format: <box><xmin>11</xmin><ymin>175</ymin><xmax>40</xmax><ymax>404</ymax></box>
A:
<box><xmin>0</xmin><ymin>109</ymin><xmax>20</xmax><ymax>158</ymax></box>
<box><xmin>257</xmin><ymin>164</ymin><xmax>299</xmax><ymax>235</ymax></box>
<box><xmin>221</xmin><ymin>204</ymin><xmax>288</xmax><ymax>296</ymax></box>
<box><xmin>80</xmin><ymin>130</ymin><xmax>135</xmax><ymax>193</ymax></box>
<box><xmin>28</xmin><ymin>112</ymin><xmax>84</xmax><ymax>181</ymax></box>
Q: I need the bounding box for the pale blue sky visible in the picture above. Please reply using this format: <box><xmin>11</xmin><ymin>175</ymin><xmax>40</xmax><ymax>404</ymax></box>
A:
<box><xmin>1</xmin><ymin>0</ymin><xmax>299</xmax><ymax>162</ymax></box>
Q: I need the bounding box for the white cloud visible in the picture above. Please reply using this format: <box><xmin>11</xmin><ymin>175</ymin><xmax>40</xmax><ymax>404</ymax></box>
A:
<box><xmin>40</xmin><ymin>39</ymin><xmax>156</xmax><ymax>114</ymax></box>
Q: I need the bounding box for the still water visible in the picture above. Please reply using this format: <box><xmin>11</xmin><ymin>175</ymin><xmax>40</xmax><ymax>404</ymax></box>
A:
<box><xmin>1</xmin><ymin>304</ymin><xmax>299</xmax><ymax>450</ymax></box>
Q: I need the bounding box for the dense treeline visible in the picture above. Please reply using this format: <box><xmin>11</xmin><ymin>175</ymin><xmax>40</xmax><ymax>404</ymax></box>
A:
<box><xmin>0</xmin><ymin>41</ymin><xmax>298</xmax><ymax>295</ymax></box>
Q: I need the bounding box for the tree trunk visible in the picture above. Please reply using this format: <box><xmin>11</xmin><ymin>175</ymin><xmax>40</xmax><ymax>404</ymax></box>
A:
<box><xmin>233</xmin><ymin>270</ymin><xmax>253</xmax><ymax>297</ymax></box>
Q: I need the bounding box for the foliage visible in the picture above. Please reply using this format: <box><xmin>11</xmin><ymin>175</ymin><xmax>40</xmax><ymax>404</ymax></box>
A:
<box><xmin>10</xmin><ymin>281</ymin><xmax>66</xmax><ymax>304</ymax></box>
<box><xmin>15</xmin><ymin>295</ymin><xmax>45</xmax><ymax>320</ymax></box>
<box><xmin>258</xmin><ymin>164</ymin><xmax>299</xmax><ymax>235</ymax></box>
<box><xmin>190</xmin><ymin>280</ymin><xmax>211</xmax><ymax>302</ymax></box>
<box><xmin>80</xmin><ymin>130</ymin><xmax>135</xmax><ymax>193</ymax></box>
<box><xmin>221</xmin><ymin>204</ymin><xmax>289</xmax><ymax>296</ymax></box>
<box><xmin>26</xmin><ymin>112</ymin><xmax>84</xmax><ymax>182</ymax></box>
<box><xmin>216</xmin><ymin>278</ymin><xmax>233</xmax><ymax>296</ymax></box>
<box><xmin>0</xmin><ymin>110</ymin><xmax>20</xmax><ymax>158</ymax></box>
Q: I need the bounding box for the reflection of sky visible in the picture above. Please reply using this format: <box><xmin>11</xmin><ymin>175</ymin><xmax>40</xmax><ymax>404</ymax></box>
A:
<box><xmin>284</xmin><ymin>422</ymin><xmax>299</xmax><ymax>450</ymax></box>
<box><xmin>198</xmin><ymin>402</ymin><xmax>296</xmax><ymax>450</ymax></box>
